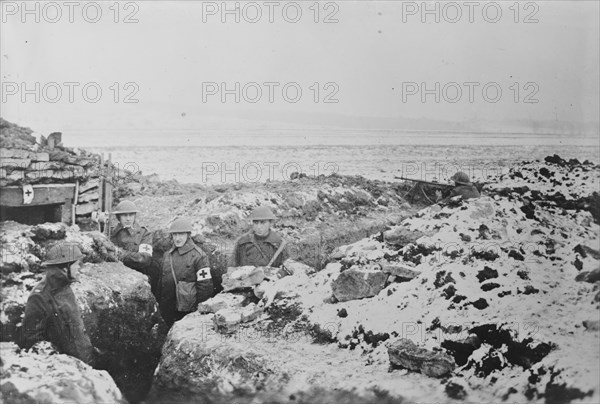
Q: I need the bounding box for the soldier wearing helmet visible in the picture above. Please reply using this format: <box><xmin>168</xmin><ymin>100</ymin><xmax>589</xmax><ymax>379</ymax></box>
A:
<box><xmin>19</xmin><ymin>243</ymin><xmax>94</xmax><ymax>365</ymax></box>
<box><xmin>232</xmin><ymin>206</ymin><xmax>288</xmax><ymax>268</ymax></box>
<box><xmin>110</xmin><ymin>200</ymin><xmax>159</xmax><ymax>297</ymax></box>
<box><xmin>435</xmin><ymin>171</ymin><xmax>480</xmax><ymax>203</ymax></box>
<box><xmin>159</xmin><ymin>217</ymin><xmax>217</xmax><ymax>327</ymax></box>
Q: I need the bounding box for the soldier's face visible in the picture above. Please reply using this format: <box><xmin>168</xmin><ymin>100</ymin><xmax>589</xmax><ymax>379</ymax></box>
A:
<box><xmin>252</xmin><ymin>220</ymin><xmax>271</xmax><ymax>237</ymax></box>
<box><xmin>172</xmin><ymin>232</ymin><xmax>188</xmax><ymax>248</ymax></box>
<box><xmin>119</xmin><ymin>213</ymin><xmax>136</xmax><ymax>228</ymax></box>
<box><xmin>69</xmin><ymin>260</ymin><xmax>81</xmax><ymax>281</ymax></box>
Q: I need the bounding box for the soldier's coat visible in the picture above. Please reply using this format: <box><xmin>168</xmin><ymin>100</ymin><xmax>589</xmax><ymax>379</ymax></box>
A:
<box><xmin>232</xmin><ymin>230</ymin><xmax>288</xmax><ymax>268</ymax></box>
<box><xmin>111</xmin><ymin>222</ymin><xmax>160</xmax><ymax>296</ymax></box>
<box><xmin>20</xmin><ymin>266</ymin><xmax>94</xmax><ymax>365</ymax></box>
<box><xmin>159</xmin><ymin>238</ymin><xmax>216</xmax><ymax>327</ymax></box>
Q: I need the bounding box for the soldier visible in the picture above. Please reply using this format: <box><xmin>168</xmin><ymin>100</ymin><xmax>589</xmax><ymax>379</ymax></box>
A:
<box><xmin>110</xmin><ymin>200</ymin><xmax>159</xmax><ymax>297</ymax></box>
<box><xmin>159</xmin><ymin>217</ymin><xmax>217</xmax><ymax>327</ymax></box>
<box><xmin>232</xmin><ymin>206</ymin><xmax>288</xmax><ymax>268</ymax></box>
<box><xmin>435</xmin><ymin>171</ymin><xmax>481</xmax><ymax>203</ymax></box>
<box><xmin>20</xmin><ymin>243</ymin><xmax>94</xmax><ymax>365</ymax></box>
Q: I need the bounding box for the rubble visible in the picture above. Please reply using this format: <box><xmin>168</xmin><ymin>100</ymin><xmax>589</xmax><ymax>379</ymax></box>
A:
<box><xmin>221</xmin><ymin>266</ymin><xmax>266</xmax><ymax>291</ymax></box>
<box><xmin>387</xmin><ymin>338</ymin><xmax>455</xmax><ymax>377</ymax></box>
<box><xmin>197</xmin><ymin>293</ymin><xmax>246</xmax><ymax>314</ymax></box>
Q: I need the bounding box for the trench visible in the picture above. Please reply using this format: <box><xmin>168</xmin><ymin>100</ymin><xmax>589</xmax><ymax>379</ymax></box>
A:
<box><xmin>115</xmin><ymin>218</ymin><xmax>405</xmax><ymax>403</ymax></box>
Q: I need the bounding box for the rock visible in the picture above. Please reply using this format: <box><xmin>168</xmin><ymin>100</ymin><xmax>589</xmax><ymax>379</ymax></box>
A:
<box><xmin>476</xmin><ymin>266</ymin><xmax>498</xmax><ymax>283</ymax></box>
<box><xmin>254</xmin><ymin>281</ymin><xmax>269</xmax><ymax>299</ymax></box>
<box><xmin>380</xmin><ymin>263</ymin><xmax>420</xmax><ymax>280</ymax></box>
<box><xmin>71</xmin><ymin>262</ymin><xmax>167</xmax><ymax>402</ymax></box>
<box><xmin>198</xmin><ymin>293</ymin><xmax>246</xmax><ymax>314</ymax></box>
<box><xmin>441</xmin><ymin>335</ymin><xmax>482</xmax><ymax>366</ymax></box>
<box><xmin>329</xmin><ymin>247</ymin><xmax>346</xmax><ymax>260</ymax></box>
<box><xmin>0</xmin><ymin>341</ymin><xmax>125</xmax><ymax>404</ymax></box>
<box><xmin>283</xmin><ymin>259</ymin><xmax>316</xmax><ymax>276</ymax></box>
<box><xmin>331</xmin><ymin>267</ymin><xmax>388</xmax><ymax>302</ymax></box>
<box><xmin>445</xmin><ymin>379</ymin><xmax>468</xmax><ymax>399</ymax></box>
<box><xmin>583</xmin><ymin>320</ymin><xmax>600</xmax><ymax>331</ymax></box>
<box><xmin>0</xmin><ymin>148</ymin><xmax>33</xmax><ymax>160</ymax></box>
<box><xmin>575</xmin><ymin>267</ymin><xmax>600</xmax><ymax>283</ymax></box>
<box><xmin>152</xmin><ymin>312</ymin><xmax>407</xmax><ymax>403</ymax></box>
<box><xmin>241</xmin><ymin>303</ymin><xmax>264</xmax><ymax>323</ymax></box>
<box><xmin>0</xmin><ymin>157</ymin><xmax>31</xmax><ymax>168</ymax></box>
<box><xmin>222</xmin><ymin>266</ymin><xmax>266</xmax><ymax>292</ymax></box>
<box><xmin>383</xmin><ymin>227</ymin><xmax>425</xmax><ymax>246</ymax></box>
<box><xmin>387</xmin><ymin>338</ymin><xmax>455</xmax><ymax>378</ymax></box>
<box><xmin>213</xmin><ymin>308</ymin><xmax>243</xmax><ymax>333</ymax></box>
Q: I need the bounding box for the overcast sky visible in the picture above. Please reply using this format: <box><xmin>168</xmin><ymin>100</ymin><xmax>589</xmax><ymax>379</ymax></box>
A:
<box><xmin>1</xmin><ymin>0</ymin><xmax>599</xmax><ymax>136</ymax></box>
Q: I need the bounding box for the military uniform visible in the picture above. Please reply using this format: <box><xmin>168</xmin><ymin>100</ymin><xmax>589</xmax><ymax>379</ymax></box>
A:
<box><xmin>232</xmin><ymin>230</ymin><xmax>288</xmax><ymax>267</ymax></box>
<box><xmin>20</xmin><ymin>266</ymin><xmax>94</xmax><ymax>365</ymax></box>
<box><xmin>159</xmin><ymin>239</ymin><xmax>217</xmax><ymax>327</ymax></box>
<box><xmin>110</xmin><ymin>223</ymin><xmax>160</xmax><ymax>296</ymax></box>
<box><xmin>447</xmin><ymin>184</ymin><xmax>480</xmax><ymax>200</ymax></box>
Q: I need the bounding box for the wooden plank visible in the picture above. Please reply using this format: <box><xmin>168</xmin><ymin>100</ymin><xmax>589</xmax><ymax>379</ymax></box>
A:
<box><xmin>0</xmin><ymin>184</ymin><xmax>76</xmax><ymax>207</ymax></box>
<box><xmin>79</xmin><ymin>178</ymin><xmax>100</xmax><ymax>193</ymax></box>
<box><xmin>2</xmin><ymin>183</ymin><xmax>78</xmax><ymax>189</ymax></box>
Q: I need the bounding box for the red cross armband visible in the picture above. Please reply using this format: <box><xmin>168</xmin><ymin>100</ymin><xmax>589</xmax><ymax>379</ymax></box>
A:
<box><xmin>139</xmin><ymin>244</ymin><xmax>153</xmax><ymax>255</ymax></box>
<box><xmin>196</xmin><ymin>267</ymin><xmax>212</xmax><ymax>281</ymax></box>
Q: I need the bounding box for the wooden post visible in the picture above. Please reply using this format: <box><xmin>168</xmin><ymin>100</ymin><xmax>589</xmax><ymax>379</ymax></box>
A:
<box><xmin>71</xmin><ymin>180</ymin><xmax>79</xmax><ymax>225</ymax></box>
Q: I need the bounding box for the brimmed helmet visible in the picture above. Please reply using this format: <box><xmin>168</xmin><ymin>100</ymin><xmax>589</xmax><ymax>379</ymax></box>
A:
<box><xmin>168</xmin><ymin>217</ymin><xmax>193</xmax><ymax>233</ymax></box>
<box><xmin>42</xmin><ymin>243</ymin><xmax>83</xmax><ymax>266</ymax></box>
<box><xmin>451</xmin><ymin>172</ymin><xmax>471</xmax><ymax>185</ymax></box>
<box><xmin>247</xmin><ymin>206</ymin><xmax>276</xmax><ymax>221</ymax></box>
<box><xmin>112</xmin><ymin>200</ymin><xmax>139</xmax><ymax>215</ymax></box>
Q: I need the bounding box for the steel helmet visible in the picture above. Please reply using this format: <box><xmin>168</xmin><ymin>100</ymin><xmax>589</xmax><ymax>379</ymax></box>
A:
<box><xmin>247</xmin><ymin>206</ymin><xmax>277</xmax><ymax>221</ymax></box>
<box><xmin>112</xmin><ymin>200</ymin><xmax>139</xmax><ymax>215</ymax></box>
<box><xmin>42</xmin><ymin>243</ymin><xmax>84</xmax><ymax>266</ymax></box>
<box><xmin>451</xmin><ymin>172</ymin><xmax>471</xmax><ymax>185</ymax></box>
<box><xmin>168</xmin><ymin>217</ymin><xmax>193</xmax><ymax>233</ymax></box>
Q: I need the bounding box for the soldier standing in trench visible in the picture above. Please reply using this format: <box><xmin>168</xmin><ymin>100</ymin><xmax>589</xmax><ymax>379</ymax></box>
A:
<box><xmin>232</xmin><ymin>206</ymin><xmax>289</xmax><ymax>268</ymax></box>
<box><xmin>159</xmin><ymin>217</ymin><xmax>219</xmax><ymax>327</ymax></box>
<box><xmin>19</xmin><ymin>243</ymin><xmax>94</xmax><ymax>365</ymax></box>
<box><xmin>110</xmin><ymin>200</ymin><xmax>160</xmax><ymax>298</ymax></box>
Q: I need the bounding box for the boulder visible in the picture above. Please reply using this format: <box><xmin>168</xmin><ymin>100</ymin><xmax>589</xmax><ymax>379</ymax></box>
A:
<box><xmin>331</xmin><ymin>267</ymin><xmax>388</xmax><ymax>302</ymax></box>
<box><xmin>575</xmin><ymin>267</ymin><xmax>600</xmax><ymax>283</ymax></box>
<box><xmin>380</xmin><ymin>263</ymin><xmax>420</xmax><ymax>280</ymax></box>
<box><xmin>222</xmin><ymin>266</ymin><xmax>265</xmax><ymax>291</ymax></box>
<box><xmin>72</xmin><ymin>262</ymin><xmax>167</xmax><ymax>402</ymax></box>
<box><xmin>383</xmin><ymin>227</ymin><xmax>425</xmax><ymax>246</ymax></box>
<box><xmin>152</xmin><ymin>312</ymin><xmax>291</xmax><ymax>401</ymax></box>
<box><xmin>0</xmin><ymin>341</ymin><xmax>125</xmax><ymax>404</ymax></box>
<box><xmin>387</xmin><ymin>338</ymin><xmax>455</xmax><ymax>378</ymax></box>
<box><xmin>152</xmin><ymin>312</ymin><xmax>408</xmax><ymax>404</ymax></box>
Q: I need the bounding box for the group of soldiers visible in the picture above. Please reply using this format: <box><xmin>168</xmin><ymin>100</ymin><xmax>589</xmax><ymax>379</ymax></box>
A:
<box><xmin>18</xmin><ymin>171</ymin><xmax>479</xmax><ymax>366</ymax></box>
<box><xmin>19</xmin><ymin>203</ymin><xmax>288</xmax><ymax>365</ymax></box>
